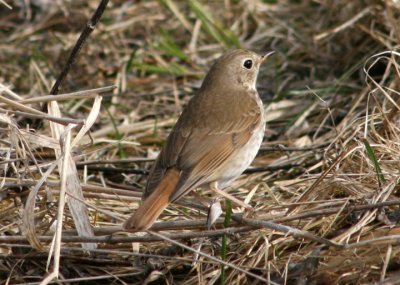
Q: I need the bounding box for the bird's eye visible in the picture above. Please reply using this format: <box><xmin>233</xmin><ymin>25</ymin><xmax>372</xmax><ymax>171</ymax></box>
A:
<box><xmin>243</xmin><ymin>59</ymin><xmax>253</xmax><ymax>69</ymax></box>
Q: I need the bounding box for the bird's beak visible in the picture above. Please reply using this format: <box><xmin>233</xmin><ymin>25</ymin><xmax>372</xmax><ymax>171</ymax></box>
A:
<box><xmin>261</xmin><ymin>51</ymin><xmax>276</xmax><ymax>63</ymax></box>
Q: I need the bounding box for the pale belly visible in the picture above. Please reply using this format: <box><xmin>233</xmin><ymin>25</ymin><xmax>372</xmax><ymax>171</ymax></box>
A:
<box><xmin>209</xmin><ymin>121</ymin><xmax>265</xmax><ymax>189</ymax></box>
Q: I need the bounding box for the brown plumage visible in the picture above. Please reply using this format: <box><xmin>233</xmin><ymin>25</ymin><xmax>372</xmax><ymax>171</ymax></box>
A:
<box><xmin>123</xmin><ymin>49</ymin><xmax>274</xmax><ymax>232</ymax></box>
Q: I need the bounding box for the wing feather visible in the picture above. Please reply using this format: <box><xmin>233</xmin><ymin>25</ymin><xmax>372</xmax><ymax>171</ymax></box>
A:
<box><xmin>143</xmin><ymin>88</ymin><xmax>263</xmax><ymax>202</ymax></box>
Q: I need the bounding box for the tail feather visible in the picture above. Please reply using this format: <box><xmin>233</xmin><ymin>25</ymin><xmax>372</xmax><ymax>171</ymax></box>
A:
<box><xmin>123</xmin><ymin>168</ymin><xmax>179</xmax><ymax>232</ymax></box>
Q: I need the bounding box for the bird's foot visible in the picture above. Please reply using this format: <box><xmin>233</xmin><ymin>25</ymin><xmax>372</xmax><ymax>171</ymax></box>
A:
<box><xmin>206</xmin><ymin>198</ymin><xmax>223</xmax><ymax>230</ymax></box>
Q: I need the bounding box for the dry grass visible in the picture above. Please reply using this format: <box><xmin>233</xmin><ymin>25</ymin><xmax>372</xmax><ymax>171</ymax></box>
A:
<box><xmin>1</xmin><ymin>0</ymin><xmax>400</xmax><ymax>284</ymax></box>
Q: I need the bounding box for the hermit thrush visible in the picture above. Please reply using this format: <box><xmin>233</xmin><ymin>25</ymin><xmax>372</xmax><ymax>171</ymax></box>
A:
<box><xmin>123</xmin><ymin>49</ymin><xmax>274</xmax><ymax>232</ymax></box>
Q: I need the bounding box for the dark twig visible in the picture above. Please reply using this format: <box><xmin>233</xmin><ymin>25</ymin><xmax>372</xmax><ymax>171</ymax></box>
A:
<box><xmin>59</xmin><ymin>200</ymin><xmax>400</xmax><ymax>235</ymax></box>
<box><xmin>0</xmin><ymin>226</ymin><xmax>253</xmax><ymax>244</ymax></box>
<box><xmin>78</xmin><ymin>165</ymin><xmax>149</xmax><ymax>175</ymax></box>
<box><xmin>276</xmin><ymin>199</ymin><xmax>400</xmax><ymax>223</ymax></box>
<box><xmin>75</xmin><ymin>159</ymin><xmax>321</xmax><ymax>176</ymax></box>
<box><xmin>259</xmin><ymin>142</ymin><xmax>330</xmax><ymax>152</ymax></box>
<box><xmin>244</xmin><ymin>158</ymin><xmax>321</xmax><ymax>174</ymax></box>
<box><xmin>232</xmin><ymin>215</ymin><xmax>342</xmax><ymax>248</ymax></box>
<box><xmin>49</xmin><ymin>0</ymin><xmax>110</xmax><ymax>96</ymax></box>
<box><xmin>76</xmin><ymin>157</ymin><xmax>155</xmax><ymax>166</ymax></box>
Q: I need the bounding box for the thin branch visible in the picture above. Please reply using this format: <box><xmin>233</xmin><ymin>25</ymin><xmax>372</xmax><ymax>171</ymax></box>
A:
<box><xmin>259</xmin><ymin>142</ymin><xmax>330</xmax><ymax>152</ymax></box>
<box><xmin>77</xmin><ymin>165</ymin><xmax>149</xmax><ymax>175</ymax></box>
<box><xmin>276</xmin><ymin>200</ymin><xmax>400</xmax><ymax>223</ymax></box>
<box><xmin>18</xmin><ymin>86</ymin><xmax>115</xmax><ymax>105</ymax></box>
<box><xmin>0</xmin><ymin>0</ymin><xmax>12</xmax><ymax>9</ymax></box>
<box><xmin>49</xmin><ymin>0</ymin><xmax>110</xmax><ymax>96</ymax></box>
<box><xmin>0</xmin><ymin>226</ymin><xmax>254</xmax><ymax>244</ymax></box>
<box><xmin>0</xmin><ymin>108</ymin><xmax>83</xmax><ymax>126</ymax></box>
<box><xmin>231</xmin><ymin>215</ymin><xmax>342</xmax><ymax>249</ymax></box>
<box><xmin>0</xmin><ymin>94</ymin><xmax>48</xmax><ymax>116</ymax></box>
<box><xmin>244</xmin><ymin>158</ymin><xmax>321</xmax><ymax>174</ymax></box>
<box><xmin>76</xmin><ymin>157</ymin><xmax>155</xmax><ymax>165</ymax></box>
<box><xmin>346</xmin><ymin>235</ymin><xmax>400</xmax><ymax>249</ymax></box>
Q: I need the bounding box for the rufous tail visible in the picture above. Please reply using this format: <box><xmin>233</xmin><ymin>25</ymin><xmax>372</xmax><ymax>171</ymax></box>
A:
<box><xmin>123</xmin><ymin>168</ymin><xmax>179</xmax><ymax>232</ymax></box>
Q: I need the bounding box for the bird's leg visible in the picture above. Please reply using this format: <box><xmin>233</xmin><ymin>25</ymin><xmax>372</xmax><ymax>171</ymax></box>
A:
<box><xmin>209</xmin><ymin>182</ymin><xmax>253</xmax><ymax>211</ymax></box>
<box><xmin>207</xmin><ymin>198</ymin><xmax>222</xmax><ymax>229</ymax></box>
<box><xmin>191</xmin><ymin>191</ymin><xmax>222</xmax><ymax>229</ymax></box>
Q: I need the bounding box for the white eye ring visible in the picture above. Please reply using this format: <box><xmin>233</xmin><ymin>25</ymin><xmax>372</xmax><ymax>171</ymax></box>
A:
<box><xmin>243</xmin><ymin>59</ymin><xmax>253</xmax><ymax>69</ymax></box>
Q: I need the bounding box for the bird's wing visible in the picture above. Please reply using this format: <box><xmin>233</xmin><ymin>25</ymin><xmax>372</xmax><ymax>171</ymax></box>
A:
<box><xmin>143</xmin><ymin>89</ymin><xmax>263</xmax><ymax>202</ymax></box>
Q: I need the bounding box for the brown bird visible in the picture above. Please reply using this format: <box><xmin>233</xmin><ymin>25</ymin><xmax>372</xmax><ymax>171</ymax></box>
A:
<box><xmin>123</xmin><ymin>49</ymin><xmax>274</xmax><ymax>232</ymax></box>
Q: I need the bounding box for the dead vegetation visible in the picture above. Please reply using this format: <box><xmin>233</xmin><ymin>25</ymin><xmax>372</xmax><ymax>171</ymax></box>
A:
<box><xmin>1</xmin><ymin>0</ymin><xmax>400</xmax><ymax>284</ymax></box>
